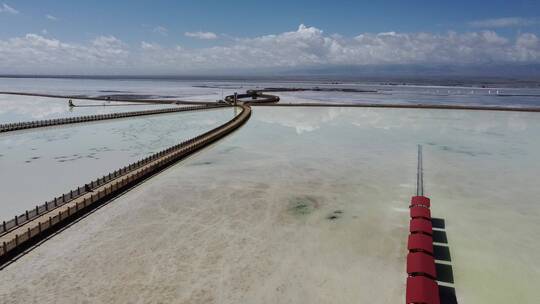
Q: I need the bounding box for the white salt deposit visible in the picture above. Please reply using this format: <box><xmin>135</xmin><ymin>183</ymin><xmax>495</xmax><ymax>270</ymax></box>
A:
<box><xmin>1</xmin><ymin>107</ymin><xmax>538</xmax><ymax>303</ymax></box>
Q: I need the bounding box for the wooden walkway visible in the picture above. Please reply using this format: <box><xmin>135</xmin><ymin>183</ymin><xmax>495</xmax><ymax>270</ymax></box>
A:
<box><xmin>2</xmin><ymin>88</ymin><xmax>540</xmax><ymax>264</ymax></box>
<box><xmin>0</xmin><ymin>105</ymin><xmax>251</xmax><ymax>260</ymax></box>
<box><xmin>0</xmin><ymin>104</ymin><xmax>227</xmax><ymax>133</ymax></box>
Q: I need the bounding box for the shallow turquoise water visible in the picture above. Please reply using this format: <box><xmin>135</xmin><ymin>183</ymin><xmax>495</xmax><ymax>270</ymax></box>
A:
<box><xmin>0</xmin><ymin>75</ymin><xmax>539</xmax><ymax>303</ymax></box>
<box><xmin>2</xmin><ymin>107</ymin><xmax>538</xmax><ymax>303</ymax></box>
<box><xmin>0</xmin><ymin>108</ymin><xmax>235</xmax><ymax>219</ymax></box>
<box><xmin>252</xmin><ymin>107</ymin><xmax>540</xmax><ymax>303</ymax></box>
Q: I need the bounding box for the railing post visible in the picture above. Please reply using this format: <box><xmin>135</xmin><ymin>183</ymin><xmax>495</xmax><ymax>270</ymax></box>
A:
<box><xmin>25</xmin><ymin>210</ymin><xmax>29</xmax><ymax>220</ymax></box>
<box><xmin>2</xmin><ymin>221</ymin><xmax>6</xmax><ymax>232</ymax></box>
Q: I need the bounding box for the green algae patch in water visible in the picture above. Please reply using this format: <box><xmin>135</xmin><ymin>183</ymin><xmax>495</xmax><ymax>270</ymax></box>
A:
<box><xmin>288</xmin><ymin>195</ymin><xmax>320</xmax><ymax>216</ymax></box>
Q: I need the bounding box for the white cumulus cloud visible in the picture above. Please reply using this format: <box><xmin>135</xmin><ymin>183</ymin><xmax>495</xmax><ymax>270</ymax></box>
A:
<box><xmin>0</xmin><ymin>3</ymin><xmax>18</xmax><ymax>14</ymax></box>
<box><xmin>0</xmin><ymin>34</ymin><xmax>130</xmax><ymax>73</ymax></box>
<box><xmin>185</xmin><ymin>31</ymin><xmax>218</xmax><ymax>40</ymax></box>
<box><xmin>46</xmin><ymin>14</ymin><xmax>57</xmax><ymax>21</ymax></box>
<box><xmin>1</xmin><ymin>25</ymin><xmax>540</xmax><ymax>74</ymax></box>
<box><xmin>140</xmin><ymin>41</ymin><xmax>161</xmax><ymax>51</ymax></box>
<box><xmin>469</xmin><ymin>17</ymin><xmax>536</xmax><ymax>28</ymax></box>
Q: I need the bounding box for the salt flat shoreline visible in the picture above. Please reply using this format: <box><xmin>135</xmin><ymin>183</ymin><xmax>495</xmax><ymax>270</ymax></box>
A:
<box><xmin>3</xmin><ymin>90</ymin><xmax>540</xmax><ymax>112</ymax></box>
<box><xmin>1</xmin><ymin>79</ymin><xmax>540</xmax><ymax>303</ymax></box>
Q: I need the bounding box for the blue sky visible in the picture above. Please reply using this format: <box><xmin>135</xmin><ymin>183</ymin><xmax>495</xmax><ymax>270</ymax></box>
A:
<box><xmin>1</xmin><ymin>0</ymin><xmax>539</xmax><ymax>74</ymax></box>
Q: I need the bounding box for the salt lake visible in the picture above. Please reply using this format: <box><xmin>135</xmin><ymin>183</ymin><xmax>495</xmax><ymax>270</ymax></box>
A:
<box><xmin>1</xmin><ymin>104</ymin><xmax>539</xmax><ymax>303</ymax></box>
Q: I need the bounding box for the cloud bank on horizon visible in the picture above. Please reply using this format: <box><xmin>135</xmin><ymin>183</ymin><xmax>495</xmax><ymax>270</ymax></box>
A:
<box><xmin>0</xmin><ymin>24</ymin><xmax>539</xmax><ymax>74</ymax></box>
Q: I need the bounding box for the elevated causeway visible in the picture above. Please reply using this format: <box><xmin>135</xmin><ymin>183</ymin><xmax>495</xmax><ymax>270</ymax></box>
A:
<box><xmin>0</xmin><ymin>105</ymin><xmax>251</xmax><ymax>261</ymax></box>
<box><xmin>0</xmin><ymin>104</ymin><xmax>227</xmax><ymax>133</ymax></box>
<box><xmin>1</xmin><ymin>88</ymin><xmax>539</xmax><ymax>267</ymax></box>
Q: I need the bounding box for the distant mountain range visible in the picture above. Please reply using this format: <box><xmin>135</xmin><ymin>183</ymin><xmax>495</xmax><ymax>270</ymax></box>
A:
<box><xmin>1</xmin><ymin>64</ymin><xmax>539</xmax><ymax>88</ymax></box>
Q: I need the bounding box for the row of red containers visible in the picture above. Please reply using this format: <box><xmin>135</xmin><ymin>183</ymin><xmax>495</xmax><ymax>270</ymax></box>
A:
<box><xmin>406</xmin><ymin>196</ymin><xmax>440</xmax><ymax>304</ymax></box>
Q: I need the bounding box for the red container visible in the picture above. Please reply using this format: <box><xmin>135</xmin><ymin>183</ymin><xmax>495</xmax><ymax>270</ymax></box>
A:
<box><xmin>411</xmin><ymin>196</ymin><xmax>431</xmax><ymax>208</ymax></box>
<box><xmin>410</xmin><ymin>218</ymin><xmax>433</xmax><ymax>236</ymax></box>
<box><xmin>407</xmin><ymin>252</ymin><xmax>436</xmax><ymax>279</ymax></box>
<box><xmin>408</xmin><ymin>233</ymin><xmax>434</xmax><ymax>255</ymax></box>
<box><xmin>406</xmin><ymin>276</ymin><xmax>440</xmax><ymax>304</ymax></box>
<box><xmin>410</xmin><ymin>206</ymin><xmax>431</xmax><ymax>220</ymax></box>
